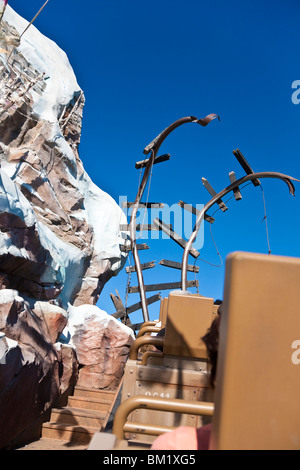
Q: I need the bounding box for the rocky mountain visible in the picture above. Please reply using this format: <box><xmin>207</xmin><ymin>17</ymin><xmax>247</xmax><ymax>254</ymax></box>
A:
<box><xmin>0</xmin><ymin>6</ymin><xmax>134</xmax><ymax>449</ymax></box>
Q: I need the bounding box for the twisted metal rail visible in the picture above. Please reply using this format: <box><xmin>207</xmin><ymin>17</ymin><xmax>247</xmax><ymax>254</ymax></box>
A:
<box><xmin>181</xmin><ymin>172</ymin><xmax>299</xmax><ymax>291</ymax></box>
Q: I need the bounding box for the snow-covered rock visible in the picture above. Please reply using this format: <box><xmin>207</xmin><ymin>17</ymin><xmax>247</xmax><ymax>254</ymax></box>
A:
<box><xmin>65</xmin><ymin>304</ymin><xmax>135</xmax><ymax>390</ymax></box>
<box><xmin>0</xmin><ymin>5</ymin><xmax>128</xmax><ymax>307</ymax></box>
<box><xmin>0</xmin><ymin>6</ymin><xmax>131</xmax><ymax>449</ymax></box>
<box><xmin>0</xmin><ymin>288</ymin><xmax>78</xmax><ymax>449</ymax></box>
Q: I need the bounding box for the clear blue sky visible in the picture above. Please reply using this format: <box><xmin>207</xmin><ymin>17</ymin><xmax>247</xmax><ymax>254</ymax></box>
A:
<box><xmin>9</xmin><ymin>0</ymin><xmax>300</xmax><ymax>323</ymax></box>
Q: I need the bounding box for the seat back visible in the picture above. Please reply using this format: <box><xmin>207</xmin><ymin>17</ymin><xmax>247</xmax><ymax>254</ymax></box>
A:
<box><xmin>164</xmin><ymin>292</ymin><xmax>214</xmax><ymax>359</ymax></box>
<box><xmin>211</xmin><ymin>252</ymin><xmax>300</xmax><ymax>450</ymax></box>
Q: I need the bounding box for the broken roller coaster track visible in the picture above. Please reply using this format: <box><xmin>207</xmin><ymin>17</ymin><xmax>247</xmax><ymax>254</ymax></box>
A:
<box><xmin>181</xmin><ymin>171</ymin><xmax>299</xmax><ymax>291</ymax></box>
<box><xmin>113</xmin><ymin>115</ymin><xmax>299</xmax><ymax>327</ymax></box>
<box><xmin>127</xmin><ymin>114</ymin><xmax>220</xmax><ymax>324</ymax></box>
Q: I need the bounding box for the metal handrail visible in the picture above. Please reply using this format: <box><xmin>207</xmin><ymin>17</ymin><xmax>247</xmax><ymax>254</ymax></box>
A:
<box><xmin>181</xmin><ymin>171</ymin><xmax>299</xmax><ymax>291</ymax></box>
<box><xmin>112</xmin><ymin>395</ymin><xmax>214</xmax><ymax>440</ymax></box>
<box><xmin>136</xmin><ymin>325</ymin><xmax>161</xmax><ymax>338</ymax></box>
<box><xmin>129</xmin><ymin>335</ymin><xmax>164</xmax><ymax>360</ymax></box>
<box><xmin>141</xmin><ymin>350</ymin><xmax>164</xmax><ymax>366</ymax></box>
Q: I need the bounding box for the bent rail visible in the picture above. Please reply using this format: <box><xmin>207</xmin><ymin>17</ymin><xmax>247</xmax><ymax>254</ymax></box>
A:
<box><xmin>130</xmin><ymin>114</ymin><xmax>220</xmax><ymax>322</ymax></box>
<box><xmin>181</xmin><ymin>172</ymin><xmax>299</xmax><ymax>291</ymax></box>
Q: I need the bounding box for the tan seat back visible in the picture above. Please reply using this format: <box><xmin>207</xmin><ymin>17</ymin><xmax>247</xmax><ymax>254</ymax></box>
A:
<box><xmin>164</xmin><ymin>292</ymin><xmax>214</xmax><ymax>359</ymax></box>
<box><xmin>211</xmin><ymin>252</ymin><xmax>300</xmax><ymax>450</ymax></box>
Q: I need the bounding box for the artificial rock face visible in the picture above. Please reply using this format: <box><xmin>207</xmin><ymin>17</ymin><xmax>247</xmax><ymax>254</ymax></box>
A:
<box><xmin>0</xmin><ymin>6</ymin><xmax>128</xmax><ymax>308</ymax></box>
<box><xmin>0</xmin><ymin>6</ymin><xmax>130</xmax><ymax>449</ymax></box>
<box><xmin>0</xmin><ymin>289</ymin><xmax>76</xmax><ymax>449</ymax></box>
<box><xmin>66</xmin><ymin>304</ymin><xmax>134</xmax><ymax>391</ymax></box>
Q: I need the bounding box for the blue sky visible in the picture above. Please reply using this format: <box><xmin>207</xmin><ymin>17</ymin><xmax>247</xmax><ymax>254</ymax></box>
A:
<box><xmin>9</xmin><ymin>0</ymin><xmax>300</xmax><ymax>323</ymax></box>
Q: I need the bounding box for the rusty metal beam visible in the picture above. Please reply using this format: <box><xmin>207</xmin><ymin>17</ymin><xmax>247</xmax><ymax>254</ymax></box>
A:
<box><xmin>153</xmin><ymin>218</ymin><xmax>200</xmax><ymax>258</ymax></box>
<box><xmin>178</xmin><ymin>200</ymin><xmax>215</xmax><ymax>224</ymax></box>
<box><xmin>120</xmin><ymin>243</ymin><xmax>149</xmax><ymax>252</ymax></box>
<box><xmin>135</xmin><ymin>154</ymin><xmax>171</xmax><ymax>170</ymax></box>
<box><xmin>126</xmin><ymin>261</ymin><xmax>156</xmax><ymax>273</ymax></box>
<box><xmin>112</xmin><ymin>294</ymin><xmax>161</xmax><ymax>320</ymax></box>
<box><xmin>128</xmin><ymin>280</ymin><xmax>199</xmax><ymax>294</ymax></box>
<box><xmin>159</xmin><ymin>259</ymin><xmax>199</xmax><ymax>273</ymax></box>
<box><xmin>229</xmin><ymin>171</ymin><xmax>242</xmax><ymax>201</ymax></box>
<box><xmin>202</xmin><ymin>178</ymin><xmax>228</xmax><ymax>212</ymax></box>
<box><xmin>233</xmin><ymin>149</ymin><xmax>261</xmax><ymax>187</ymax></box>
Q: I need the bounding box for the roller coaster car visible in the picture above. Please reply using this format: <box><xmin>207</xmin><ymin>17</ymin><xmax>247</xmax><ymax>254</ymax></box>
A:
<box><xmin>120</xmin><ymin>292</ymin><xmax>216</xmax><ymax>444</ymax></box>
<box><xmin>89</xmin><ymin>251</ymin><xmax>300</xmax><ymax>450</ymax></box>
